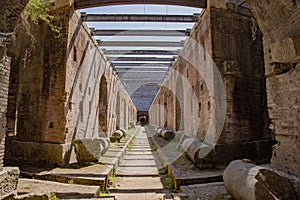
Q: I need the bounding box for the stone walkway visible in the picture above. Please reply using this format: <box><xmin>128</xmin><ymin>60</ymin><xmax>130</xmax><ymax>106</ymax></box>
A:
<box><xmin>109</xmin><ymin>126</ymin><xmax>168</xmax><ymax>200</ymax></box>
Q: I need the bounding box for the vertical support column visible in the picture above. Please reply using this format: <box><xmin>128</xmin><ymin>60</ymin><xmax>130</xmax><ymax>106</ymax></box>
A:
<box><xmin>0</xmin><ymin>35</ymin><xmax>12</xmax><ymax>170</ymax></box>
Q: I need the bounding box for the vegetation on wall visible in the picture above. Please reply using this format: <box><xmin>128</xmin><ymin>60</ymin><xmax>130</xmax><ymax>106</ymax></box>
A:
<box><xmin>24</xmin><ymin>0</ymin><xmax>61</xmax><ymax>37</ymax></box>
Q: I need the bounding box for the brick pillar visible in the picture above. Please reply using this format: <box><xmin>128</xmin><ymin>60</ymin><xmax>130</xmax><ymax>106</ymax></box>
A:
<box><xmin>0</xmin><ymin>35</ymin><xmax>12</xmax><ymax>171</ymax></box>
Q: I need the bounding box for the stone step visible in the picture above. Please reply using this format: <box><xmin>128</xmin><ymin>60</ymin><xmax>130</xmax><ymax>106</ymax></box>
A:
<box><xmin>17</xmin><ymin>178</ymin><xmax>101</xmax><ymax>199</ymax></box>
<box><xmin>126</xmin><ymin>152</ymin><xmax>152</xmax><ymax>155</ymax></box>
<box><xmin>116</xmin><ymin>166</ymin><xmax>160</xmax><ymax>176</ymax></box>
<box><xmin>26</xmin><ymin>164</ymin><xmax>111</xmax><ymax>190</ymax></box>
<box><xmin>122</xmin><ymin>154</ymin><xmax>155</xmax><ymax>160</ymax></box>
<box><xmin>169</xmin><ymin>164</ymin><xmax>224</xmax><ymax>189</ymax></box>
<box><xmin>110</xmin><ymin>177</ymin><xmax>164</xmax><ymax>190</ymax></box>
<box><xmin>121</xmin><ymin>159</ymin><xmax>157</xmax><ymax>166</ymax></box>
<box><xmin>176</xmin><ymin>182</ymin><xmax>229</xmax><ymax>200</ymax></box>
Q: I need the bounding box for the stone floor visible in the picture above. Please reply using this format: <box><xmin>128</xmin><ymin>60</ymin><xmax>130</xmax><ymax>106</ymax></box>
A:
<box><xmin>108</xmin><ymin>127</ymin><xmax>168</xmax><ymax>200</ymax></box>
<box><xmin>8</xmin><ymin>126</ymin><xmax>231</xmax><ymax>200</ymax></box>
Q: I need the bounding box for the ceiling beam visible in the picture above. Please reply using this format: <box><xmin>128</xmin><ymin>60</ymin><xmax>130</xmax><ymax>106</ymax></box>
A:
<box><xmin>91</xmin><ymin>29</ymin><xmax>190</xmax><ymax>36</ymax></box>
<box><xmin>112</xmin><ymin>63</ymin><xmax>172</xmax><ymax>67</ymax></box>
<box><xmin>81</xmin><ymin>13</ymin><xmax>200</xmax><ymax>23</ymax></box>
<box><xmin>102</xmin><ymin>49</ymin><xmax>180</xmax><ymax>55</ymax></box>
<box><xmin>74</xmin><ymin>0</ymin><xmax>207</xmax><ymax>9</ymax></box>
<box><xmin>109</xmin><ymin>57</ymin><xmax>176</xmax><ymax>62</ymax></box>
<box><xmin>98</xmin><ymin>40</ymin><xmax>184</xmax><ymax>47</ymax></box>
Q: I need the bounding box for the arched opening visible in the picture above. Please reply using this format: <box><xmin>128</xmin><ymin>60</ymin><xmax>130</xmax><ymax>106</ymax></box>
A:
<box><xmin>115</xmin><ymin>92</ymin><xmax>120</xmax><ymax>129</ymax></box>
<box><xmin>175</xmin><ymin>76</ymin><xmax>184</xmax><ymax>131</ymax></box>
<box><xmin>99</xmin><ymin>75</ymin><xmax>108</xmax><ymax>137</ymax></box>
<box><xmin>122</xmin><ymin>99</ymin><xmax>127</xmax><ymax>130</ymax></box>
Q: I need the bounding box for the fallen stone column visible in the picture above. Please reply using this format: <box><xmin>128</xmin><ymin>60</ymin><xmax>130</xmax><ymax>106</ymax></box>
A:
<box><xmin>181</xmin><ymin>137</ymin><xmax>212</xmax><ymax>164</ymax></box>
<box><xmin>112</xmin><ymin>130</ymin><xmax>124</xmax><ymax>138</ymax></box>
<box><xmin>72</xmin><ymin>138</ymin><xmax>110</xmax><ymax>164</ymax></box>
<box><xmin>223</xmin><ymin>160</ymin><xmax>297</xmax><ymax>200</ymax></box>
<box><xmin>160</xmin><ymin>129</ymin><xmax>175</xmax><ymax>139</ymax></box>
<box><xmin>119</xmin><ymin>129</ymin><xmax>127</xmax><ymax>136</ymax></box>
<box><xmin>110</xmin><ymin>130</ymin><xmax>124</xmax><ymax>142</ymax></box>
<box><xmin>156</xmin><ymin>127</ymin><xmax>164</xmax><ymax>136</ymax></box>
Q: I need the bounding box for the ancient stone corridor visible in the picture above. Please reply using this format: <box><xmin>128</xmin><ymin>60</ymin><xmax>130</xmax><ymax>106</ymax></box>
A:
<box><xmin>0</xmin><ymin>0</ymin><xmax>299</xmax><ymax>199</ymax></box>
<box><xmin>109</xmin><ymin>127</ymin><xmax>166</xmax><ymax>200</ymax></box>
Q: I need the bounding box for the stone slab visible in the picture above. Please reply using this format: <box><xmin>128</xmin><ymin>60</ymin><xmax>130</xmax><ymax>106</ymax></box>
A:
<box><xmin>179</xmin><ymin>182</ymin><xmax>228</xmax><ymax>200</ymax></box>
<box><xmin>116</xmin><ymin>166</ymin><xmax>160</xmax><ymax>176</ymax></box>
<box><xmin>33</xmin><ymin>164</ymin><xmax>111</xmax><ymax>190</ymax></box>
<box><xmin>17</xmin><ymin>178</ymin><xmax>101</xmax><ymax>199</ymax></box>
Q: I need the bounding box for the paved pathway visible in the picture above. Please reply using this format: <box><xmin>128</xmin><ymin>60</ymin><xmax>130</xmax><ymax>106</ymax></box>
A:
<box><xmin>109</xmin><ymin>127</ymin><xmax>168</xmax><ymax>200</ymax></box>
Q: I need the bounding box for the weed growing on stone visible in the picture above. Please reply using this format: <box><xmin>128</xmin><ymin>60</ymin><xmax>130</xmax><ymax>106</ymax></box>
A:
<box><xmin>83</xmin><ymin>161</ymin><xmax>95</xmax><ymax>167</ymax></box>
<box><xmin>98</xmin><ymin>190</ymin><xmax>110</xmax><ymax>197</ymax></box>
<box><xmin>189</xmin><ymin>164</ymin><xmax>196</xmax><ymax>170</ymax></box>
<box><xmin>24</xmin><ymin>0</ymin><xmax>61</xmax><ymax>37</ymax></box>
<box><xmin>127</xmin><ymin>143</ymin><xmax>133</xmax><ymax>150</ymax></box>
<box><xmin>68</xmin><ymin>179</ymin><xmax>74</xmax><ymax>184</ymax></box>
<box><xmin>50</xmin><ymin>192</ymin><xmax>60</xmax><ymax>200</ymax></box>
<box><xmin>165</xmin><ymin>176</ymin><xmax>174</xmax><ymax>189</ymax></box>
<box><xmin>108</xmin><ymin>172</ymin><xmax>116</xmax><ymax>184</ymax></box>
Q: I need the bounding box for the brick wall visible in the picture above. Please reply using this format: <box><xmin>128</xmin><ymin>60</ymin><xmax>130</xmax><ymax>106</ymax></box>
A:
<box><xmin>7</xmin><ymin>9</ymin><xmax>68</xmax><ymax>144</ymax></box>
<box><xmin>0</xmin><ymin>38</ymin><xmax>11</xmax><ymax>170</ymax></box>
<box><xmin>247</xmin><ymin>0</ymin><xmax>300</xmax><ymax>177</ymax></box>
<box><xmin>5</xmin><ymin>6</ymin><xmax>136</xmax><ymax>166</ymax></box>
<box><xmin>150</xmin><ymin>5</ymin><xmax>271</xmax><ymax>145</ymax></box>
<box><xmin>0</xmin><ymin>0</ymin><xmax>29</xmax><ymax>170</ymax></box>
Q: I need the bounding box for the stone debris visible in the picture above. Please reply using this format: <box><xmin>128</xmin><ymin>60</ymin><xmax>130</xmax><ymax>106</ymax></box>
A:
<box><xmin>224</xmin><ymin>160</ymin><xmax>298</xmax><ymax>200</ymax></box>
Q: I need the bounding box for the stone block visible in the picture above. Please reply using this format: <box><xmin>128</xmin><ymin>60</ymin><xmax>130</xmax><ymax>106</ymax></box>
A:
<box><xmin>72</xmin><ymin>138</ymin><xmax>110</xmax><ymax>164</ymax></box>
<box><xmin>224</xmin><ymin>160</ymin><xmax>297</xmax><ymax>200</ymax></box>
<box><xmin>0</xmin><ymin>167</ymin><xmax>19</xmax><ymax>199</ymax></box>
<box><xmin>5</xmin><ymin>138</ymin><xmax>72</xmax><ymax>167</ymax></box>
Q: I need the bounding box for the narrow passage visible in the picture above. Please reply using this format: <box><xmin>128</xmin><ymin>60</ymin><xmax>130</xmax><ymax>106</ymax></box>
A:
<box><xmin>109</xmin><ymin>127</ymin><xmax>169</xmax><ymax>200</ymax></box>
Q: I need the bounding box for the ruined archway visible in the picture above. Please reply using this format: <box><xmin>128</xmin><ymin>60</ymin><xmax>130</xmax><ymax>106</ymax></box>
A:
<box><xmin>99</xmin><ymin>75</ymin><xmax>108</xmax><ymax>137</ymax></box>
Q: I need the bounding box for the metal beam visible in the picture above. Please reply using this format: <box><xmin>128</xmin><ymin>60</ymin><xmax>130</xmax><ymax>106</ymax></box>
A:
<box><xmin>92</xmin><ymin>29</ymin><xmax>190</xmax><ymax>36</ymax></box>
<box><xmin>113</xmin><ymin>63</ymin><xmax>172</xmax><ymax>67</ymax></box>
<box><xmin>74</xmin><ymin>0</ymin><xmax>207</xmax><ymax>9</ymax></box>
<box><xmin>98</xmin><ymin>40</ymin><xmax>184</xmax><ymax>47</ymax></box>
<box><xmin>118</xmin><ymin>70</ymin><xmax>167</xmax><ymax>72</ymax></box>
<box><xmin>109</xmin><ymin>57</ymin><xmax>176</xmax><ymax>62</ymax></box>
<box><xmin>103</xmin><ymin>49</ymin><xmax>180</xmax><ymax>55</ymax></box>
<box><xmin>81</xmin><ymin>13</ymin><xmax>199</xmax><ymax>23</ymax></box>
<box><xmin>118</xmin><ymin>71</ymin><xmax>167</xmax><ymax>77</ymax></box>
<box><xmin>115</xmin><ymin>67</ymin><xmax>169</xmax><ymax>70</ymax></box>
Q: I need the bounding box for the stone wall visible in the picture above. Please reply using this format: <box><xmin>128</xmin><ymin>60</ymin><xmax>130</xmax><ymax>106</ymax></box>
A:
<box><xmin>149</xmin><ymin>3</ymin><xmax>273</xmax><ymax>164</ymax></box>
<box><xmin>0</xmin><ymin>0</ymin><xmax>29</xmax><ymax>198</ymax></box>
<box><xmin>246</xmin><ymin>0</ymin><xmax>300</xmax><ymax>177</ymax></box>
<box><xmin>0</xmin><ymin>0</ymin><xmax>29</xmax><ymax>170</ymax></box>
<box><xmin>5</xmin><ymin>6</ymin><xmax>136</xmax><ymax>167</ymax></box>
